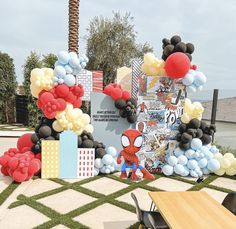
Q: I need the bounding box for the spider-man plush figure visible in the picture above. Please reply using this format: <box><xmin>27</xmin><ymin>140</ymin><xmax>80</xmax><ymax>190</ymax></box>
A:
<box><xmin>117</xmin><ymin>129</ymin><xmax>155</xmax><ymax>180</ymax></box>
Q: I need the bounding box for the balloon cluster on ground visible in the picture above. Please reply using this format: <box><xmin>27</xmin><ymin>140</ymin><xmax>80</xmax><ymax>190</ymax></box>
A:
<box><xmin>177</xmin><ymin>118</ymin><xmax>216</xmax><ymax>150</ymax></box>
<box><xmin>162</xmin><ymin>35</ymin><xmax>195</xmax><ymax>61</ymax></box>
<box><xmin>104</xmin><ymin>84</ymin><xmax>138</xmax><ymax>123</ymax></box>
<box><xmin>163</xmin><ymin>143</ymin><xmax>221</xmax><ymax>177</ymax></box>
<box><xmin>94</xmin><ymin>146</ymin><xmax>118</xmax><ymax>175</ymax></box>
<box><xmin>181</xmin><ymin>98</ymin><xmax>204</xmax><ymax>124</ymax></box>
<box><xmin>141</xmin><ymin>53</ymin><xmax>166</xmax><ymax>76</ymax></box>
<box><xmin>214</xmin><ymin>152</ymin><xmax>236</xmax><ymax>176</ymax></box>
<box><xmin>0</xmin><ymin>134</ymin><xmax>41</xmax><ymax>182</ymax></box>
<box><xmin>182</xmin><ymin>70</ymin><xmax>207</xmax><ymax>93</ymax></box>
<box><xmin>54</xmin><ymin>51</ymin><xmax>88</xmax><ymax>86</ymax></box>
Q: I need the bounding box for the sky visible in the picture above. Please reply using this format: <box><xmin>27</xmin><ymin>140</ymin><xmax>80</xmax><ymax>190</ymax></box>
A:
<box><xmin>1</xmin><ymin>0</ymin><xmax>236</xmax><ymax>98</ymax></box>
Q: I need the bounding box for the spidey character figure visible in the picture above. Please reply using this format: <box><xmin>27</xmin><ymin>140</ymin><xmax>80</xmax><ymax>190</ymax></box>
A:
<box><xmin>117</xmin><ymin>129</ymin><xmax>155</xmax><ymax>180</ymax></box>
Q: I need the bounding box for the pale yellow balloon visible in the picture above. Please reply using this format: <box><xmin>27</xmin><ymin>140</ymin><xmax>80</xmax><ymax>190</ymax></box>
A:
<box><xmin>231</xmin><ymin>159</ymin><xmax>236</xmax><ymax>169</ymax></box>
<box><xmin>223</xmin><ymin>153</ymin><xmax>235</xmax><ymax>161</ymax></box>
<box><xmin>30</xmin><ymin>68</ymin><xmax>43</xmax><ymax>81</ymax></box>
<box><xmin>181</xmin><ymin>113</ymin><xmax>190</xmax><ymax>124</ymax></box>
<box><xmin>220</xmin><ymin>158</ymin><xmax>231</xmax><ymax>169</ymax></box>
<box><xmin>225</xmin><ymin>167</ymin><xmax>236</xmax><ymax>176</ymax></box>
<box><xmin>214</xmin><ymin>153</ymin><xmax>223</xmax><ymax>160</ymax></box>
<box><xmin>81</xmin><ymin>113</ymin><xmax>91</xmax><ymax>124</ymax></box>
<box><xmin>84</xmin><ymin>124</ymin><xmax>94</xmax><ymax>133</ymax></box>
<box><xmin>144</xmin><ymin>53</ymin><xmax>156</xmax><ymax>64</ymax></box>
<box><xmin>52</xmin><ymin>120</ymin><xmax>63</xmax><ymax>132</ymax></box>
<box><xmin>214</xmin><ymin>168</ymin><xmax>225</xmax><ymax>176</ymax></box>
<box><xmin>30</xmin><ymin>84</ymin><xmax>41</xmax><ymax>98</ymax></box>
<box><xmin>184</xmin><ymin>103</ymin><xmax>194</xmax><ymax>115</ymax></box>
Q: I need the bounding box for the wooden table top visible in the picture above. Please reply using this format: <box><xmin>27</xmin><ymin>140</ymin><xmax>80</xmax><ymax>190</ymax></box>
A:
<box><xmin>149</xmin><ymin>191</ymin><xmax>236</xmax><ymax>229</ymax></box>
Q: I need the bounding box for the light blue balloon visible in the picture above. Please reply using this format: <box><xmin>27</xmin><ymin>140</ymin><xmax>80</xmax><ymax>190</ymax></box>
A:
<box><xmin>58</xmin><ymin>78</ymin><xmax>64</xmax><ymax>84</ymax></box>
<box><xmin>94</xmin><ymin>167</ymin><xmax>99</xmax><ymax>176</ymax></box>
<box><xmin>162</xmin><ymin>165</ymin><xmax>174</xmax><ymax>176</ymax></box>
<box><xmin>174</xmin><ymin>147</ymin><xmax>184</xmax><ymax>157</ymax></box>
<box><xmin>182</xmin><ymin>168</ymin><xmax>190</xmax><ymax>177</ymax></box>
<box><xmin>69</xmin><ymin>51</ymin><xmax>77</xmax><ymax>59</ymax></box>
<box><xmin>185</xmin><ymin>149</ymin><xmax>195</xmax><ymax>159</ymax></box>
<box><xmin>110</xmin><ymin>166</ymin><xmax>115</xmax><ymax>172</ymax></box>
<box><xmin>198</xmin><ymin>158</ymin><xmax>208</xmax><ymax>168</ymax></box>
<box><xmin>64</xmin><ymin>74</ymin><xmax>76</xmax><ymax>87</ymax></box>
<box><xmin>190</xmin><ymin>170</ymin><xmax>198</xmax><ymax>177</ymax></box>
<box><xmin>205</xmin><ymin>151</ymin><xmax>213</xmax><ymax>160</ymax></box>
<box><xmin>79</xmin><ymin>56</ymin><xmax>85</xmax><ymax>63</ymax></box>
<box><xmin>81</xmin><ymin>61</ymin><xmax>87</xmax><ymax>68</ymax></box>
<box><xmin>187</xmin><ymin>159</ymin><xmax>198</xmax><ymax>170</ymax></box>
<box><xmin>194</xmin><ymin>71</ymin><xmax>206</xmax><ymax>87</ymax></box>
<box><xmin>202</xmin><ymin>167</ymin><xmax>210</xmax><ymax>175</ymax></box>
<box><xmin>54</xmin><ymin>65</ymin><xmax>66</xmax><ymax>78</ymax></box>
<box><xmin>69</xmin><ymin>55</ymin><xmax>80</xmax><ymax>68</ymax></box>
<box><xmin>102</xmin><ymin>154</ymin><xmax>113</xmax><ymax>165</ymax></box>
<box><xmin>207</xmin><ymin>159</ymin><xmax>220</xmax><ymax>172</ymax></box>
<box><xmin>107</xmin><ymin>146</ymin><xmax>117</xmax><ymax>157</ymax></box>
<box><xmin>210</xmin><ymin>145</ymin><xmax>218</xmax><ymax>154</ymax></box>
<box><xmin>174</xmin><ymin>164</ymin><xmax>185</xmax><ymax>175</ymax></box>
<box><xmin>58</xmin><ymin>51</ymin><xmax>70</xmax><ymax>65</ymax></box>
<box><xmin>73</xmin><ymin>65</ymin><xmax>82</xmax><ymax>75</ymax></box>
<box><xmin>94</xmin><ymin>158</ymin><xmax>104</xmax><ymax>169</ymax></box>
<box><xmin>186</xmin><ymin>85</ymin><xmax>197</xmax><ymax>93</ymax></box>
<box><xmin>100</xmin><ymin>166</ymin><xmax>106</xmax><ymax>173</ymax></box>
<box><xmin>178</xmin><ymin>155</ymin><xmax>188</xmax><ymax>165</ymax></box>
<box><xmin>64</xmin><ymin>64</ymin><xmax>73</xmax><ymax>74</ymax></box>
<box><xmin>191</xmin><ymin>138</ymin><xmax>202</xmax><ymax>150</ymax></box>
<box><xmin>54</xmin><ymin>60</ymin><xmax>60</xmax><ymax>67</ymax></box>
<box><xmin>196</xmin><ymin>169</ymin><xmax>203</xmax><ymax>177</ymax></box>
<box><xmin>167</xmin><ymin>156</ymin><xmax>178</xmax><ymax>166</ymax></box>
<box><xmin>182</xmin><ymin>73</ymin><xmax>194</xmax><ymax>86</ymax></box>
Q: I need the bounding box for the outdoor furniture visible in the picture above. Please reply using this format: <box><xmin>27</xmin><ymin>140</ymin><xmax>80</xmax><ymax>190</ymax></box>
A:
<box><xmin>222</xmin><ymin>192</ymin><xmax>236</xmax><ymax>215</ymax></box>
<box><xmin>131</xmin><ymin>193</ymin><xmax>169</xmax><ymax>229</ymax></box>
<box><xmin>149</xmin><ymin>191</ymin><xmax>236</xmax><ymax>229</ymax></box>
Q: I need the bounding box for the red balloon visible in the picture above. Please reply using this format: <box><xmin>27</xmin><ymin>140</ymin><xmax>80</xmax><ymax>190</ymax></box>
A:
<box><xmin>55</xmin><ymin>84</ymin><xmax>69</xmax><ymax>98</ymax></box>
<box><xmin>122</xmin><ymin>91</ymin><xmax>131</xmax><ymax>100</ymax></box>
<box><xmin>111</xmin><ymin>88</ymin><xmax>122</xmax><ymax>100</ymax></box>
<box><xmin>165</xmin><ymin>52</ymin><xmax>190</xmax><ymax>79</ymax></box>
<box><xmin>17</xmin><ymin>134</ymin><xmax>34</xmax><ymax>151</ymax></box>
<box><xmin>39</xmin><ymin>92</ymin><xmax>54</xmax><ymax>103</ymax></box>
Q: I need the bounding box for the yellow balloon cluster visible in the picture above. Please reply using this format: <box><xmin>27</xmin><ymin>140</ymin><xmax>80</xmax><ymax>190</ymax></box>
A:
<box><xmin>181</xmin><ymin>98</ymin><xmax>204</xmax><ymax>124</ymax></box>
<box><xmin>30</xmin><ymin>68</ymin><xmax>54</xmax><ymax>98</ymax></box>
<box><xmin>53</xmin><ymin>103</ymin><xmax>94</xmax><ymax>135</ymax></box>
<box><xmin>141</xmin><ymin>53</ymin><xmax>166</xmax><ymax>76</ymax></box>
<box><xmin>214</xmin><ymin>153</ymin><xmax>236</xmax><ymax>176</ymax></box>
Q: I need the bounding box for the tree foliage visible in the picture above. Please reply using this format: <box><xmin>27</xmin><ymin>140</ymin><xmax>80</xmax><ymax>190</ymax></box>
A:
<box><xmin>23</xmin><ymin>51</ymin><xmax>42</xmax><ymax>127</ymax></box>
<box><xmin>86</xmin><ymin>12</ymin><xmax>153</xmax><ymax>85</ymax></box>
<box><xmin>42</xmin><ymin>53</ymin><xmax>57</xmax><ymax>68</ymax></box>
<box><xmin>0</xmin><ymin>51</ymin><xmax>17</xmax><ymax>123</ymax></box>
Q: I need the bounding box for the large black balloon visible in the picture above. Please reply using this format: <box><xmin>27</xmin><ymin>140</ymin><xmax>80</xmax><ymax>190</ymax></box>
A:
<box><xmin>178</xmin><ymin>123</ymin><xmax>187</xmax><ymax>133</ymax></box>
<box><xmin>201</xmin><ymin>134</ymin><xmax>212</xmax><ymax>145</ymax></box>
<box><xmin>31</xmin><ymin>144</ymin><xmax>41</xmax><ymax>154</ymax></box>
<box><xmin>38</xmin><ymin>126</ymin><xmax>52</xmax><ymax>138</ymax></box>
<box><xmin>174</xmin><ymin>42</ymin><xmax>187</xmax><ymax>52</ymax></box>
<box><xmin>171</xmin><ymin>35</ymin><xmax>181</xmax><ymax>45</ymax></box>
<box><xmin>95</xmin><ymin>148</ymin><xmax>106</xmax><ymax>158</ymax></box>
<box><xmin>127</xmin><ymin>115</ymin><xmax>137</xmax><ymax>124</ymax></box>
<box><xmin>127</xmin><ymin>98</ymin><xmax>138</xmax><ymax>107</ymax></box>
<box><xmin>78</xmin><ymin>136</ymin><xmax>83</xmax><ymax>147</ymax></box>
<box><xmin>186</xmin><ymin>43</ymin><xmax>195</xmax><ymax>54</ymax></box>
<box><xmin>164</xmin><ymin>44</ymin><xmax>174</xmax><ymax>56</ymax></box>
<box><xmin>115</xmin><ymin>99</ymin><xmax>126</xmax><ymax>109</ymax></box>
<box><xmin>162</xmin><ymin>38</ymin><xmax>171</xmax><ymax>46</ymax></box>
<box><xmin>188</xmin><ymin>118</ymin><xmax>201</xmax><ymax>129</ymax></box>
<box><xmin>196</xmin><ymin>129</ymin><xmax>203</xmax><ymax>138</ymax></box>
<box><xmin>181</xmin><ymin>133</ymin><xmax>192</xmax><ymax>143</ymax></box>
<box><xmin>81</xmin><ymin>139</ymin><xmax>94</xmax><ymax>148</ymax></box>
<box><xmin>179</xmin><ymin>142</ymin><xmax>190</xmax><ymax>151</ymax></box>
<box><xmin>119</xmin><ymin>109</ymin><xmax>128</xmax><ymax>118</ymax></box>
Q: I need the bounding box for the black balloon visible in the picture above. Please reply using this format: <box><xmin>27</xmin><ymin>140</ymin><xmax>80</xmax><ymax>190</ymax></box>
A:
<box><xmin>178</xmin><ymin>123</ymin><xmax>187</xmax><ymax>133</ymax></box>
<box><xmin>196</xmin><ymin>129</ymin><xmax>203</xmax><ymax>138</ymax></box>
<box><xmin>115</xmin><ymin>99</ymin><xmax>126</xmax><ymax>109</ymax></box>
<box><xmin>174</xmin><ymin>42</ymin><xmax>187</xmax><ymax>52</ymax></box>
<box><xmin>45</xmin><ymin>136</ymin><xmax>55</xmax><ymax>140</ymax></box>
<box><xmin>181</xmin><ymin>133</ymin><xmax>192</xmax><ymax>143</ymax></box>
<box><xmin>185</xmin><ymin>53</ymin><xmax>192</xmax><ymax>61</ymax></box>
<box><xmin>171</xmin><ymin>35</ymin><xmax>181</xmax><ymax>45</ymax></box>
<box><xmin>188</xmin><ymin>118</ymin><xmax>200</xmax><ymax>129</ymax></box>
<box><xmin>81</xmin><ymin>139</ymin><xmax>94</xmax><ymax>148</ymax></box>
<box><xmin>95</xmin><ymin>148</ymin><xmax>106</xmax><ymax>158</ymax></box>
<box><xmin>38</xmin><ymin>126</ymin><xmax>52</xmax><ymax>138</ymax></box>
<box><xmin>127</xmin><ymin>115</ymin><xmax>137</xmax><ymax>123</ymax></box>
<box><xmin>186</xmin><ymin>43</ymin><xmax>195</xmax><ymax>54</ymax></box>
<box><xmin>201</xmin><ymin>134</ymin><xmax>212</xmax><ymax>145</ymax></box>
<box><xmin>31</xmin><ymin>133</ymin><xmax>39</xmax><ymax>144</ymax></box>
<box><xmin>119</xmin><ymin>109</ymin><xmax>128</xmax><ymax>118</ymax></box>
<box><xmin>162</xmin><ymin>38</ymin><xmax>170</xmax><ymax>46</ymax></box>
<box><xmin>179</xmin><ymin>142</ymin><xmax>190</xmax><ymax>150</ymax></box>
<box><xmin>164</xmin><ymin>44</ymin><xmax>174</xmax><ymax>56</ymax></box>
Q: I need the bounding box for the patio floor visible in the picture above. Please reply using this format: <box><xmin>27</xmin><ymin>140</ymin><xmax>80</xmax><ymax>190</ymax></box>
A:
<box><xmin>0</xmin><ymin>171</ymin><xmax>235</xmax><ymax>229</ymax></box>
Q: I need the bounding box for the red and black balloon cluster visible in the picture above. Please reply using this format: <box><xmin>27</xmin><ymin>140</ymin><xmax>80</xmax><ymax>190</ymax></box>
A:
<box><xmin>104</xmin><ymin>84</ymin><xmax>137</xmax><ymax>123</ymax></box>
<box><xmin>177</xmin><ymin>118</ymin><xmax>216</xmax><ymax>150</ymax></box>
<box><xmin>162</xmin><ymin>35</ymin><xmax>195</xmax><ymax>61</ymax></box>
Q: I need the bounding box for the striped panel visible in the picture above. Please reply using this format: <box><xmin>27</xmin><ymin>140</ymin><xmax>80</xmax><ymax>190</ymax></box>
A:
<box><xmin>132</xmin><ymin>59</ymin><xmax>144</xmax><ymax>98</ymax></box>
<box><xmin>92</xmin><ymin>70</ymin><xmax>103</xmax><ymax>92</ymax></box>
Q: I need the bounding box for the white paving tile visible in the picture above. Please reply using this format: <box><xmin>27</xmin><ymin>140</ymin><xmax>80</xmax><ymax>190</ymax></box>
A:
<box><xmin>210</xmin><ymin>177</ymin><xmax>236</xmax><ymax>191</ymax></box>
<box><xmin>23</xmin><ymin>179</ymin><xmax>61</xmax><ymax>196</ymax></box>
<box><xmin>74</xmin><ymin>203</ymin><xmax>137</xmax><ymax>229</ymax></box>
<box><xmin>148</xmin><ymin>177</ymin><xmax>193</xmax><ymax>191</ymax></box>
<box><xmin>0</xmin><ymin>205</ymin><xmax>49</xmax><ymax>229</ymax></box>
<box><xmin>116</xmin><ymin>188</ymin><xmax>152</xmax><ymax>211</ymax></box>
<box><xmin>201</xmin><ymin>188</ymin><xmax>228</xmax><ymax>203</ymax></box>
<box><xmin>81</xmin><ymin>177</ymin><xmax>128</xmax><ymax>195</ymax></box>
<box><xmin>0</xmin><ymin>175</ymin><xmax>12</xmax><ymax>193</ymax></box>
<box><xmin>51</xmin><ymin>224</ymin><xmax>70</xmax><ymax>229</ymax></box>
<box><xmin>38</xmin><ymin>189</ymin><xmax>96</xmax><ymax>214</ymax></box>
<box><xmin>63</xmin><ymin>178</ymin><xmax>86</xmax><ymax>183</ymax></box>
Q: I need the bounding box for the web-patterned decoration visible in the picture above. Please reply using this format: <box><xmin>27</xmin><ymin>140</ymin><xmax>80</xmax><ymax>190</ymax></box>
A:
<box><xmin>77</xmin><ymin>148</ymin><xmax>95</xmax><ymax>178</ymax></box>
<box><xmin>76</xmin><ymin>69</ymin><xmax>92</xmax><ymax>101</ymax></box>
<box><xmin>41</xmin><ymin>140</ymin><xmax>60</xmax><ymax>178</ymax></box>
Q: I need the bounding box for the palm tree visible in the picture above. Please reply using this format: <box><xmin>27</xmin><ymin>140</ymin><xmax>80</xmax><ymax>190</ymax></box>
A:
<box><xmin>68</xmin><ymin>0</ymin><xmax>79</xmax><ymax>54</ymax></box>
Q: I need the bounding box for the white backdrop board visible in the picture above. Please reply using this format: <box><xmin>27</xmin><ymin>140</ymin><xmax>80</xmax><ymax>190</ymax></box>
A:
<box><xmin>91</xmin><ymin>92</ymin><xmax>133</xmax><ymax>152</ymax></box>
